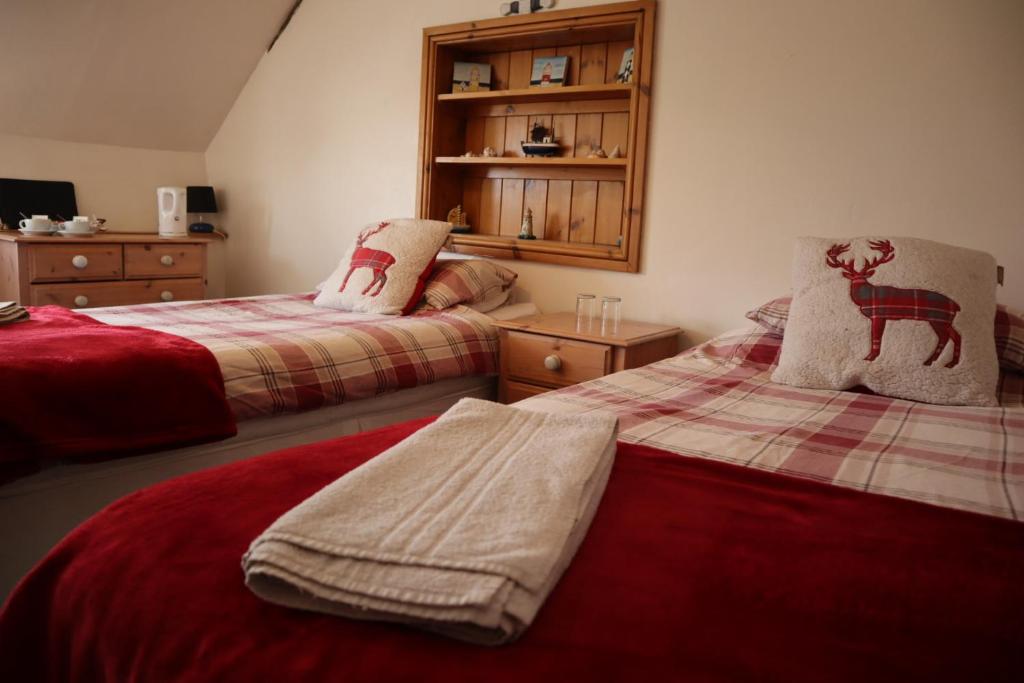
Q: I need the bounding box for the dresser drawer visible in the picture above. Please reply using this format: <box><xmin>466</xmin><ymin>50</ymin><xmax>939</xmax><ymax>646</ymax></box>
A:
<box><xmin>30</xmin><ymin>278</ymin><xmax>204</xmax><ymax>309</ymax></box>
<box><xmin>27</xmin><ymin>244</ymin><xmax>123</xmax><ymax>283</ymax></box>
<box><xmin>504</xmin><ymin>330</ymin><xmax>610</xmax><ymax>388</ymax></box>
<box><xmin>124</xmin><ymin>244</ymin><xmax>204</xmax><ymax>279</ymax></box>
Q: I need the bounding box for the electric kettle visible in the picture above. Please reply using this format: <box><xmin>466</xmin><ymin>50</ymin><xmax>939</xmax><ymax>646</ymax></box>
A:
<box><xmin>157</xmin><ymin>187</ymin><xmax>187</xmax><ymax>238</ymax></box>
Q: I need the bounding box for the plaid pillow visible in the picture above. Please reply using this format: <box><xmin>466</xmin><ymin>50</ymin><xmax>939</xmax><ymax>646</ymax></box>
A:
<box><xmin>749</xmin><ymin>296</ymin><xmax>1024</xmax><ymax>373</ymax></box>
<box><xmin>421</xmin><ymin>260</ymin><xmax>517</xmax><ymax>311</ymax></box>
<box><xmin>995</xmin><ymin>306</ymin><xmax>1024</xmax><ymax>373</ymax></box>
<box><xmin>745</xmin><ymin>297</ymin><xmax>791</xmax><ymax>333</ymax></box>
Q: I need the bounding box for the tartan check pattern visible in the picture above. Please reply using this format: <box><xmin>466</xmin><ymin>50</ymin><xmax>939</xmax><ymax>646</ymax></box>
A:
<box><xmin>519</xmin><ymin>326</ymin><xmax>1024</xmax><ymax>520</ymax></box>
<box><xmin>421</xmin><ymin>260</ymin><xmax>518</xmax><ymax>310</ymax></box>
<box><xmin>88</xmin><ymin>294</ymin><xmax>498</xmax><ymax>421</ymax></box>
<box><xmin>996</xmin><ymin>305</ymin><xmax>1024</xmax><ymax>373</ymax></box>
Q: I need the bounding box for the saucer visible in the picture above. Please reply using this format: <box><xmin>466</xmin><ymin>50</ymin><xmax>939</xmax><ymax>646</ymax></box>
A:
<box><xmin>19</xmin><ymin>228</ymin><xmax>56</xmax><ymax>236</ymax></box>
<box><xmin>57</xmin><ymin>229</ymin><xmax>96</xmax><ymax>238</ymax></box>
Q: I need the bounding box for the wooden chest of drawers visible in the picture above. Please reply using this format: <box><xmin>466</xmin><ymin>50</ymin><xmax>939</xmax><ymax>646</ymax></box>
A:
<box><xmin>0</xmin><ymin>231</ymin><xmax>214</xmax><ymax>309</ymax></box>
<box><xmin>492</xmin><ymin>312</ymin><xmax>681</xmax><ymax>403</ymax></box>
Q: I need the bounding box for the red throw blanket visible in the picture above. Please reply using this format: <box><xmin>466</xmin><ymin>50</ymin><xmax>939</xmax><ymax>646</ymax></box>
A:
<box><xmin>2</xmin><ymin>419</ymin><xmax>1022</xmax><ymax>682</ymax></box>
<box><xmin>0</xmin><ymin>306</ymin><xmax>236</xmax><ymax>479</ymax></box>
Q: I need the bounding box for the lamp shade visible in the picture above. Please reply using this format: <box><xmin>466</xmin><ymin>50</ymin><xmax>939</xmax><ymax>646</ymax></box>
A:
<box><xmin>186</xmin><ymin>186</ymin><xmax>218</xmax><ymax>213</ymax></box>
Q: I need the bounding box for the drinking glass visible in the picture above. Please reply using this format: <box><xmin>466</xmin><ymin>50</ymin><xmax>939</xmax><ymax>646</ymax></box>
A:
<box><xmin>575</xmin><ymin>294</ymin><xmax>596</xmax><ymax>332</ymax></box>
<box><xmin>601</xmin><ymin>296</ymin><xmax>621</xmax><ymax>336</ymax></box>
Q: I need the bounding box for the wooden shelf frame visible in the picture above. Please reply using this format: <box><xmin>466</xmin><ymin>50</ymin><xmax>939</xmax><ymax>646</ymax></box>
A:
<box><xmin>435</xmin><ymin>156</ymin><xmax>628</xmax><ymax>167</ymax></box>
<box><xmin>438</xmin><ymin>82</ymin><xmax>633</xmax><ymax>105</ymax></box>
<box><xmin>417</xmin><ymin>1</ymin><xmax>656</xmax><ymax>272</ymax></box>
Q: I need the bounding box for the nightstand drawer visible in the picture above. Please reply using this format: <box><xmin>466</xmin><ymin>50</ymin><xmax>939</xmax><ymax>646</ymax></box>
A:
<box><xmin>27</xmin><ymin>244</ymin><xmax>123</xmax><ymax>283</ymax></box>
<box><xmin>124</xmin><ymin>244</ymin><xmax>203</xmax><ymax>279</ymax></box>
<box><xmin>502</xmin><ymin>379</ymin><xmax>552</xmax><ymax>403</ymax></box>
<box><xmin>30</xmin><ymin>278</ymin><xmax>204</xmax><ymax>309</ymax></box>
<box><xmin>505</xmin><ymin>331</ymin><xmax>610</xmax><ymax>388</ymax></box>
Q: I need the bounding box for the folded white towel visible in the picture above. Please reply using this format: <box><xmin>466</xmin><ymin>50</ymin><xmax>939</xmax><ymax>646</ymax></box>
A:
<box><xmin>242</xmin><ymin>397</ymin><xmax>618</xmax><ymax>645</ymax></box>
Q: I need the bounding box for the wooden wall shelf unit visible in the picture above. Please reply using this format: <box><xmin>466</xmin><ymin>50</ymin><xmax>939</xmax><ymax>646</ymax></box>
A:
<box><xmin>418</xmin><ymin>1</ymin><xmax>656</xmax><ymax>272</ymax></box>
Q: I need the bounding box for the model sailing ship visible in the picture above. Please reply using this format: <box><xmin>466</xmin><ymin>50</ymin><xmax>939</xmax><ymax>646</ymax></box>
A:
<box><xmin>521</xmin><ymin>122</ymin><xmax>560</xmax><ymax>157</ymax></box>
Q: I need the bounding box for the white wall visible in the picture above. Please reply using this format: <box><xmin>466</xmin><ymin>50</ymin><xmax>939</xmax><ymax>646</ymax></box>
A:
<box><xmin>206</xmin><ymin>0</ymin><xmax>1024</xmax><ymax>342</ymax></box>
<box><xmin>0</xmin><ymin>133</ymin><xmax>226</xmax><ymax>297</ymax></box>
<box><xmin>0</xmin><ymin>133</ymin><xmax>206</xmax><ymax>230</ymax></box>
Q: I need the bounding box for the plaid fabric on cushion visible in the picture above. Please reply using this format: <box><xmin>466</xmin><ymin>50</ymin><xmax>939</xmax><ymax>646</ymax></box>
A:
<box><xmin>421</xmin><ymin>260</ymin><xmax>517</xmax><ymax>311</ymax></box>
<box><xmin>749</xmin><ymin>296</ymin><xmax>1024</xmax><ymax>374</ymax></box>
<box><xmin>745</xmin><ymin>296</ymin><xmax>791</xmax><ymax>333</ymax></box>
<box><xmin>88</xmin><ymin>294</ymin><xmax>498</xmax><ymax>421</ymax></box>
<box><xmin>995</xmin><ymin>306</ymin><xmax>1024</xmax><ymax>373</ymax></box>
<box><xmin>520</xmin><ymin>325</ymin><xmax>1023</xmax><ymax>520</ymax></box>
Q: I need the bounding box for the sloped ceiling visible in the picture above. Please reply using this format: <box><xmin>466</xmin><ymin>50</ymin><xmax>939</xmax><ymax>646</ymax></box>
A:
<box><xmin>0</xmin><ymin>0</ymin><xmax>296</xmax><ymax>152</ymax></box>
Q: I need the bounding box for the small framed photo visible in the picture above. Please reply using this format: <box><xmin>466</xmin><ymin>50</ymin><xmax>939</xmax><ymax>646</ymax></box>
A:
<box><xmin>530</xmin><ymin>56</ymin><xmax>569</xmax><ymax>88</ymax></box>
<box><xmin>615</xmin><ymin>47</ymin><xmax>635</xmax><ymax>84</ymax></box>
<box><xmin>452</xmin><ymin>62</ymin><xmax>492</xmax><ymax>93</ymax></box>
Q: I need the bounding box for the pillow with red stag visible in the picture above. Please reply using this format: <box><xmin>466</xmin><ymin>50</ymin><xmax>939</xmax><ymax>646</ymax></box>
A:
<box><xmin>772</xmin><ymin>237</ymin><xmax>999</xmax><ymax>406</ymax></box>
<box><xmin>749</xmin><ymin>296</ymin><xmax>1024</xmax><ymax>375</ymax></box>
<box><xmin>314</xmin><ymin>218</ymin><xmax>453</xmax><ymax>315</ymax></box>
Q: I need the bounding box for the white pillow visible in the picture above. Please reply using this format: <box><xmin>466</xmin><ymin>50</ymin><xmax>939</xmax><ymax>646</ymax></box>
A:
<box><xmin>314</xmin><ymin>218</ymin><xmax>452</xmax><ymax>315</ymax></box>
<box><xmin>772</xmin><ymin>236</ymin><xmax>999</xmax><ymax>406</ymax></box>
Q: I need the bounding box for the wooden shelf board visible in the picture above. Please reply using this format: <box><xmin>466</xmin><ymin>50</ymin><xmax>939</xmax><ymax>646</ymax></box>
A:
<box><xmin>435</xmin><ymin>156</ymin><xmax>627</xmax><ymax>167</ymax></box>
<box><xmin>438</xmin><ymin>83</ymin><xmax>633</xmax><ymax>104</ymax></box>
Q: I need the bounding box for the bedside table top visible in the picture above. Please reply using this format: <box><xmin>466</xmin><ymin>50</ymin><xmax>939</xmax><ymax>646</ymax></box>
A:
<box><xmin>492</xmin><ymin>312</ymin><xmax>680</xmax><ymax>347</ymax></box>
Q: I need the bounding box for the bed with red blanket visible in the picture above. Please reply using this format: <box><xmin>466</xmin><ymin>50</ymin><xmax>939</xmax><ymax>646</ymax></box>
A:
<box><xmin>1</xmin><ymin>326</ymin><xmax>1022</xmax><ymax>681</ymax></box>
<box><xmin>0</xmin><ymin>306</ymin><xmax>236</xmax><ymax>481</ymax></box>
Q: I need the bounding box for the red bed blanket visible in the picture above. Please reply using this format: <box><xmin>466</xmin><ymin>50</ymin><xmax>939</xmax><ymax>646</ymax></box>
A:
<box><xmin>2</xmin><ymin>418</ymin><xmax>1022</xmax><ymax>682</ymax></box>
<box><xmin>0</xmin><ymin>306</ymin><xmax>236</xmax><ymax>478</ymax></box>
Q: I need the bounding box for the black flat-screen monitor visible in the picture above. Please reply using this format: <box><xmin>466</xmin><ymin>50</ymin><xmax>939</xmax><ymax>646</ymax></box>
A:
<box><xmin>0</xmin><ymin>178</ymin><xmax>78</xmax><ymax>229</ymax></box>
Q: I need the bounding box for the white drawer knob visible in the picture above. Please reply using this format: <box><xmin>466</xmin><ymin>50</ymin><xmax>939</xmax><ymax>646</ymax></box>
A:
<box><xmin>160</xmin><ymin>255</ymin><xmax>174</xmax><ymax>266</ymax></box>
<box><xmin>543</xmin><ymin>354</ymin><xmax>562</xmax><ymax>371</ymax></box>
<box><xmin>160</xmin><ymin>290</ymin><xmax>174</xmax><ymax>302</ymax></box>
<box><xmin>71</xmin><ymin>255</ymin><xmax>89</xmax><ymax>269</ymax></box>
<box><xmin>73</xmin><ymin>295</ymin><xmax>89</xmax><ymax>308</ymax></box>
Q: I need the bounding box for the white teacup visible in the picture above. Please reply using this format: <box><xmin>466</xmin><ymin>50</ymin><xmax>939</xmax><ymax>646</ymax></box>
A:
<box><xmin>19</xmin><ymin>216</ymin><xmax>53</xmax><ymax>231</ymax></box>
<box><xmin>62</xmin><ymin>217</ymin><xmax>92</xmax><ymax>233</ymax></box>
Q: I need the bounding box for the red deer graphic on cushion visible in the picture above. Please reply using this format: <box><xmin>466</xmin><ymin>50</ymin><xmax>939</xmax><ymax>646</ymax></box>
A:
<box><xmin>339</xmin><ymin>221</ymin><xmax>396</xmax><ymax>297</ymax></box>
<box><xmin>825</xmin><ymin>240</ymin><xmax>962</xmax><ymax>368</ymax></box>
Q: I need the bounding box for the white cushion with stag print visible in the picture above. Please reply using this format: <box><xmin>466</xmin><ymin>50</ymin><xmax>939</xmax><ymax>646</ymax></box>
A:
<box><xmin>772</xmin><ymin>236</ymin><xmax>999</xmax><ymax>406</ymax></box>
<box><xmin>314</xmin><ymin>218</ymin><xmax>453</xmax><ymax>315</ymax></box>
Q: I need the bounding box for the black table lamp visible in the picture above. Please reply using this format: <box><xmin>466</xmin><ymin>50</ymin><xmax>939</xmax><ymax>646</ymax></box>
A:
<box><xmin>186</xmin><ymin>186</ymin><xmax>218</xmax><ymax>233</ymax></box>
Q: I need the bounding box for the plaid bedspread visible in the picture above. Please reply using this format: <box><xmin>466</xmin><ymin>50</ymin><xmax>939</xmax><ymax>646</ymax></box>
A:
<box><xmin>88</xmin><ymin>294</ymin><xmax>498</xmax><ymax>421</ymax></box>
<box><xmin>520</xmin><ymin>327</ymin><xmax>1024</xmax><ymax>520</ymax></box>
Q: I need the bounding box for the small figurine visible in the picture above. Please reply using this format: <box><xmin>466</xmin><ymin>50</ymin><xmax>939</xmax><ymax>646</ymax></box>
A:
<box><xmin>518</xmin><ymin>207</ymin><xmax>536</xmax><ymax>240</ymax></box>
<box><xmin>608</xmin><ymin>145</ymin><xmax>622</xmax><ymax>159</ymax></box>
<box><xmin>447</xmin><ymin>205</ymin><xmax>471</xmax><ymax>234</ymax></box>
<box><xmin>587</xmin><ymin>146</ymin><xmax>607</xmax><ymax>159</ymax></box>
<box><xmin>482</xmin><ymin>146</ymin><xmax>497</xmax><ymax>157</ymax></box>
<box><xmin>461</xmin><ymin>151</ymin><xmax>479</xmax><ymax>158</ymax></box>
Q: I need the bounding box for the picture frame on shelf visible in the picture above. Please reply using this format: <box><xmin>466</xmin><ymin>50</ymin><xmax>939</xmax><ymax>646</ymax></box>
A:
<box><xmin>529</xmin><ymin>55</ymin><xmax>568</xmax><ymax>87</ymax></box>
<box><xmin>615</xmin><ymin>47</ymin><xmax>635</xmax><ymax>84</ymax></box>
<box><xmin>452</xmin><ymin>62</ymin><xmax>492</xmax><ymax>92</ymax></box>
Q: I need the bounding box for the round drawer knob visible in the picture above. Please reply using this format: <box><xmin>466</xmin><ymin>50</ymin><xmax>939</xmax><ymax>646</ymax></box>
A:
<box><xmin>160</xmin><ymin>255</ymin><xmax>174</xmax><ymax>266</ymax></box>
<box><xmin>73</xmin><ymin>295</ymin><xmax>89</xmax><ymax>308</ymax></box>
<box><xmin>71</xmin><ymin>254</ymin><xmax>89</xmax><ymax>269</ymax></box>
<box><xmin>543</xmin><ymin>354</ymin><xmax>562</xmax><ymax>371</ymax></box>
<box><xmin>160</xmin><ymin>290</ymin><xmax>174</xmax><ymax>302</ymax></box>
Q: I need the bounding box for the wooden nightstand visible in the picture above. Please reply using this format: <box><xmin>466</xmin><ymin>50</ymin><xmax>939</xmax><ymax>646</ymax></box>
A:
<box><xmin>492</xmin><ymin>312</ymin><xmax>680</xmax><ymax>403</ymax></box>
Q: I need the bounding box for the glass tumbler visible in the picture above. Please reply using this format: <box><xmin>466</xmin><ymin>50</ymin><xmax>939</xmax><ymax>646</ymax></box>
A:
<box><xmin>601</xmin><ymin>296</ymin><xmax>621</xmax><ymax>336</ymax></box>
<box><xmin>575</xmin><ymin>294</ymin><xmax>596</xmax><ymax>332</ymax></box>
